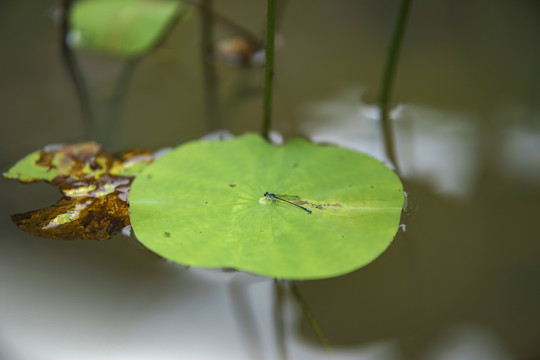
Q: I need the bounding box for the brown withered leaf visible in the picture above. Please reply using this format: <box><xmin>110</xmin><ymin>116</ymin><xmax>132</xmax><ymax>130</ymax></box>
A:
<box><xmin>5</xmin><ymin>143</ymin><xmax>157</xmax><ymax>240</ymax></box>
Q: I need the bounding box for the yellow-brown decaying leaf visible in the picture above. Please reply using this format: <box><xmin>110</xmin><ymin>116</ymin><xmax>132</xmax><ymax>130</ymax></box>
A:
<box><xmin>5</xmin><ymin>143</ymin><xmax>155</xmax><ymax>240</ymax></box>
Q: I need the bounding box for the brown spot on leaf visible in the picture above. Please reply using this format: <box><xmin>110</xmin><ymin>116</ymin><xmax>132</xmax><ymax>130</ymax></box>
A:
<box><xmin>229</xmin><ymin>184</ymin><xmax>237</xmax><ymax>188</ymax></box>
<box><xmin>35</xmin><ymin>151</ymin><xmax>54</xmax><ymax>169</ymax></box>
<box><xmin>310</xmin><ymin>202</ymin><xmax>343</xmax><ymax>211</ymax></box>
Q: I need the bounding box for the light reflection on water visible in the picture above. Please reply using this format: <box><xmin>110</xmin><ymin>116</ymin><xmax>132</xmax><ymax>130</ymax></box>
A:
<box><xmin>301</xmin><ymin>88</ymin><xmax>480</xmax><ymax>198</ymax></box>
<box><xmin>424</xmin><ymin>325</ymin><xmax>513</xmax><ymax>360</ymax></box>
<box><xmin>498</xmin><ymin>120</ymin><xmax>540</xmax><ymax>183</ymax></box>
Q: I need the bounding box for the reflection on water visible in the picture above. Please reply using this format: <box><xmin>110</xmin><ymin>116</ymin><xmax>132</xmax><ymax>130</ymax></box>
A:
<box><xmin>424</xmin><ymin>325</ymin><xmax>513</xmax><ymax>360</ymax></box>
<box><xmin>499</xmin><ymin>120</ymin><xmax>540</xmax><ymax>183</ymax></box>
<box><xmin>301</xmin><ymin>88</ymin><xmax>481</xmax><ymax>198</ymax></box>
<box><xmin>1</xmin><ymin>0</ymin><xmax>540</xmax><ymax>359</ymax></box>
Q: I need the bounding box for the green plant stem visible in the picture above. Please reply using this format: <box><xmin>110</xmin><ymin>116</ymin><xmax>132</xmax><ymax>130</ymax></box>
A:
<box><xmin>273</xmin><ymin>279</ymin><xmax>288</xmax><ymax>360</ymax></box>
<box><xmin>201</xmin><ymin>0</ymin><xmax>220</xmax><ymax>131</ymax></box>
<box><xmin>61</xmin><ymin>0</ymin><xmax>95</xmax><ymax>139</ymax></box>
<box><xmin>378</xmin><ymin>0</ymin><xmax>413</xmax><ymax>175</ymax></box>
<box><xmin>261</xmin><ymin>0</ymin><xmax>277</xmax><ymax>141</ymax></box>
<box><xmin>290</xmin><ymin>281</ymin><xmax>332</xmax><ymax>353</ymax></box>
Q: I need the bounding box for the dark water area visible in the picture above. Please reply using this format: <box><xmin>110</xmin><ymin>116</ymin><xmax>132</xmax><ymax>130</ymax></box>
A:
<box><xmin>1</xmin><ymin>0</ymin><xmax>539</xmax><ymax>359</ymax></box>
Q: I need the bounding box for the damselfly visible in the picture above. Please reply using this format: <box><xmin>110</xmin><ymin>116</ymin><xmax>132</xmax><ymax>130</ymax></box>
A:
<box><xmin>264</xmin><ymin>192</ymin><xmax>312</xmax><ymax>214</ymax></box>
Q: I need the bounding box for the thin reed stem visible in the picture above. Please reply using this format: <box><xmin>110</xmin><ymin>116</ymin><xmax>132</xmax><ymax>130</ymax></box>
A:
<box><xmin>201</xmin><ymin>0</ymin><xmax>220</xmax><ymax>130</ymax></box>
<box><xmin>378</xmin><ymin>0</ymin><xmax>413</xmax><ymax>175</ymax></box>
<box><xmin>261</xmin><ymin>0</ymin><xmax>277</xmax><ymax>141</ymax></box>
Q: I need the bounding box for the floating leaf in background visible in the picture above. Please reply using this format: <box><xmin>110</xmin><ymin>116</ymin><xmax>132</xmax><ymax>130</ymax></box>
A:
<box><xmin>68</xmin><ymin>0</ymin><xmax>189</xmax><ymax>58</ymax></box>
<box><xmin>216</xmin><ymin>36</ymin><xmax>264</xmax><ymax>67</ymax></box>
<box><xmin>129</xmin><ymin>134</ymin><xmax>404</xmax><ymax>279</ymax></box>
<box><xmin>3</xmin><ymin>143</ymin><xmax>156</xmax><ymax>240</ymax></box>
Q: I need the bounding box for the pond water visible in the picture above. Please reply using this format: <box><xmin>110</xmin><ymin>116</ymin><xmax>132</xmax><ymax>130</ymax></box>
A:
<box><xmin>1</xmin><ymin>0</ymin><xmax>539</xmax><ymax>359</ymax></box>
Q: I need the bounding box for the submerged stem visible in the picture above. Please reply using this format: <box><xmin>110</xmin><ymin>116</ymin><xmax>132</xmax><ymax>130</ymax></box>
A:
<box><xmin>378</xmin><ymin>0</ymin><xmax>413</xmax><ymax>175</ymax></box>
<box><xmin>104</xmin><ymin>59</ymin><xmax>140</xmax><ymax>147</ymax></box>
<box><xmin>60</xmin><ymin>0</ymin><xmax>95</xmax><ymax>139</ymax></box>
<box><xmin>290</xmin><ymin>281</ymin><xmax>332</xmax><ymax>353</ymax></box>
<box><xmin>273</xmin><ymin>279</ymin><xmax>288</xmax><ymax>360</ymax></box>
<box><xmin>261</xmin><ymin>0</ymin><xmax>277</xmax><ymax>141</ymax></box>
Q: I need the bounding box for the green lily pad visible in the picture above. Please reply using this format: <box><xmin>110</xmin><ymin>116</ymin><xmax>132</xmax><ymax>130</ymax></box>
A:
<box><xmin>129</xmin><ymin>134</ymin><xmax>404</xmax><ymax>279</ymax></box>
<box><xmin>3</xmin><ymin>150</ymin><xmax>58</xmax><ymax>183</ymax></box>
<box><xmin>69</xmin><ymin>0</ymin><xmax>189</xmax><ymax>58</ymax></box>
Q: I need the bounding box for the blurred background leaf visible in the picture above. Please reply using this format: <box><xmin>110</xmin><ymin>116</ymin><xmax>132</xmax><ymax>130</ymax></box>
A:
<box><xmin>68</xmin><ymin>0</ymin><xmax>190</xmax><ymax>58</ymax></box>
